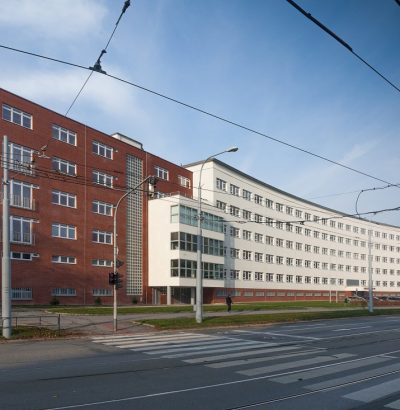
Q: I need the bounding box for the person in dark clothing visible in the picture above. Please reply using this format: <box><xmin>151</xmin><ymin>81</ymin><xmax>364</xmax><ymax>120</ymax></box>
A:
<box><xmin>226</xmin><ymin>295</ymin><xmax>232</xmax><ymax>312</ymax></box>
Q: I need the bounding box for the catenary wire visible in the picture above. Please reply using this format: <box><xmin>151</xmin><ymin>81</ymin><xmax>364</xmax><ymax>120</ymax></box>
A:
<box><xmin>0</xmin><ymin>43</ymin><xmax>397</xmax><ymax>189</ymax></box>
<box><xmin>65</xmin><ymin>0</ymin><xmax>131</xmax><ymax>116</ymax></box>
<box><xmin>286</xmin><ymin>0</ymin><xmax>400</xmax><ymax>93</ymax></box>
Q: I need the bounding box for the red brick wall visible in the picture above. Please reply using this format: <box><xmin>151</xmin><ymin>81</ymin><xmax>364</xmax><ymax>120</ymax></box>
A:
<box><xmin>0</xmin><ymin>88</ymin><xmax>193</xmax><ymax>305</ymax></box>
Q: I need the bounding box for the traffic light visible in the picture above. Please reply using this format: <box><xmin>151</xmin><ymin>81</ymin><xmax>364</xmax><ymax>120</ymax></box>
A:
<box><xmin>115</xmin><ymin>273</ymin><xmax>123</xmax><ymax>289</ymax></box>
<box><xmin>108</xmin><ymin>272</ymin><xmax>116</xmax><ymax>285</ymax></box>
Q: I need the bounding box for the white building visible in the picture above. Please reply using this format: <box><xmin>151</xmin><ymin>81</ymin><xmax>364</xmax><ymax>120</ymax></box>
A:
<box><xmin>148</xmin><ymin>159</ymin><xmax>400</xmax><ymax>304</ymax></box>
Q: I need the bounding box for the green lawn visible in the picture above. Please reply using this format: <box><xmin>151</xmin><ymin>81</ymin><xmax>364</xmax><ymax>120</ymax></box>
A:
<box><xmin>138</xmin><ymin>308</ymin><xmax>400</xmax><ymax>329</ymax></box>
<box><xmin>45</xmin><ymin>300</ymin><xmax>350</xmax><ymax>315</ymax></box>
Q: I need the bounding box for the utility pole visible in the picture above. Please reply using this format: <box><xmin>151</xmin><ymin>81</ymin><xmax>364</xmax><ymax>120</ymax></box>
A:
<box><xmin>2</xmin><ymin>135</ymin><xmax>11</xmax><ymax>338</ymax></box>
<box><xmin>368</xmin><ymin>229</ymin><xmax>373</xmax><ymax>313</ymax></box>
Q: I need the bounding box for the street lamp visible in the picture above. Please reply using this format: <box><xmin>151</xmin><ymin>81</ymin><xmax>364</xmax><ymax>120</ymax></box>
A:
<box><xmin>195</xmin><ymin>147</ymin><xmax>238</xmax><ymax>323</ymax></box>
<box><xmin>113</xmin><ymin>175</ymin><xmax>156</xmax><ymax>332</ymax></box>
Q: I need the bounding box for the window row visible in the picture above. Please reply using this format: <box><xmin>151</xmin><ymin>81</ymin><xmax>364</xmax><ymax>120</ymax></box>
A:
<box><xmin>215</xmin><ymin>178</ymin><xmax>400</xmax><ymax>241</ymax></box>
<box><xmin>10</xmin><ymin>217</ymin><xmax>113</xmax><ymax>244</ymax></box>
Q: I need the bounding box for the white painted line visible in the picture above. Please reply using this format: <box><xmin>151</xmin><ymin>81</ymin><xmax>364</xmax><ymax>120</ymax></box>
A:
<box><xmin>209</xmin><ymin>349</ymin><xmax>327</xmax><ymax>369</ymax></box>
<box><xmin>239</xmin><ymin>353</ymin><xmax>354</xmax><ymax>377</ymax></box>
<box><xmin>156</xmin><ymin>342</ymin><xmax>275</xmax><ymax>358</ymax></box>
<box><xmin>386</xmin><ymin>399</ymin><xmax>400</xmax><ymax>409</ymax></box>
<box><xmin>183</xmin><ymin>345</ymin><xmax>301</xmax><ymax>364</ymax></box>
<box><xmin>261</xmin><ymin>332</ymin><xmax>321</xmax><ymax>340</ymax></box>
<box><xmin>306</xmin><ymin>362</ymin><xmax>400</xmax><ymax>391</ymax></box>
<box><xmin>344</xmin><ymin>376</ymin><xmax>400</xmax><ymax>402</ymax></box>
<box><xmin>145</xmin><ymin>340</ymin><xmax>263</xmax><ymax>355</ymax></box>
<box><xmin>133</xmin><ymin>338</ymin><xmax>229</xmax><ymax>351</ymax></box>
<box><xmin>332</xmin><ymin>326</ymin><xmax>371</xmax><ymax>332</ymax></box>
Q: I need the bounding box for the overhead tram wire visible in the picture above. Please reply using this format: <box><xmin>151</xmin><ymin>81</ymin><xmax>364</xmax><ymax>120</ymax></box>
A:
<box><xmin>0</xmin><ymin>43</ymin><xmax>398</xmax><ymax>190</ymax></box>
<box><xmin>286</xmin><ymin>0</ymin><xmax>400</xmax><ymax>94</ymax></box>
<box><xmin>65</xmin><ymin>0</ymin><xmax>131</xmax><ymax>116</ymax></box>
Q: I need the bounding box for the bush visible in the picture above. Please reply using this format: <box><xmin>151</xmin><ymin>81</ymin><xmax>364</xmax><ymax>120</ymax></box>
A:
<box><xmin>132</xmin><ymin>297</ymin><xmax>138</xmax><ymax>304</ymax></box>
<box><xmin>50</xmin><ymin>296</ymin><xmax>60</xmax><ymax>306</ymax></box>
<box><xmin>94</xmin><ymin>297</ymin><xmax>102</xmax><ymax>306</ymax></box>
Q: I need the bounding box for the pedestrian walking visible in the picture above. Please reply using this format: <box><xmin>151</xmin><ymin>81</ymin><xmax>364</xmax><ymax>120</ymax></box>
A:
<box><xmin>226</xmin><ymin>295</ymin><xmax>232</xmax><ymax>312</ymax></box>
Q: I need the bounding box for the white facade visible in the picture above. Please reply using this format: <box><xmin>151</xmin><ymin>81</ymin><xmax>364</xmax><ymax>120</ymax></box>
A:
<box><xmin>148</xmin><ymin>159</ymin><xmax>400</xmax><ymax>303</ymax></box>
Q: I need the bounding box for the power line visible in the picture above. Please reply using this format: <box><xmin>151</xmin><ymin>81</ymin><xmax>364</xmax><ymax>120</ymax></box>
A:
<box><xmin>286</xmin><ymin>0</ymin><xmax>400</xmax><ymax>93</ymax></box>
<box><xmin>0</xmin><ymin>43</ymin><xmax>397</xmax><ymax>189</ymax></box>
<box><xmin>65</xmin><ymin>0</ymin><xmax>131</xmax><ymax>116</ymax></box>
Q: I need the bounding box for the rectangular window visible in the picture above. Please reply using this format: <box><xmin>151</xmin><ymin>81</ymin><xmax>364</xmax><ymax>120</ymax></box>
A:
<box><xmin>11</xmin><ymin>252</ymin><xmax>33</xmax><ymax>261</ymax></box>
<box><xmin>230</xmin><ymin>248</ymin><xmax>240</xmax><ymax>259</ymax></box>
<box><xmin>265</xmin><ymin>199</ymin><xmax>273</xmax><ymax>209</ymax></box>
<box><xmin>178</xmin><ymin>175</ymin><xmax>191</xmax><ymax>188</ymax></box>
<box><xmin>230</xmin><ymin>184</ymin><xmax>240</xmax><ymax>196</ymax></box>
<box><xmin>52</xmin><ymin>124</ymin><xmax>76</xmax><ymax>145</ymax></box>
<box><xmin>216</xmin><ymin>200</ymin><xmax>227</xmax><ymax>212</ymax></box>
<box><xmin>92</xmin><ymin>230</ymin><xmax>112</xmax><ymax>244</ymax></box>
<box><xmin>243</xmin><ymin>271</ymin><xmax>252</xmax><ymax>280</ymax></box>
<box><xmin>93</xmin><ymin>289</ymin><xmax>113</xmax><ymax>296</ymax></box>
<box><xmin>216</xmin><ymin>178</ymin><xmax>227</xmax><ymax>191</ymax></box>
<box><xmin>92</xmin><ymin>200</ymin><xmax>113</xmax><ymax>216</ymax></box>
<box><xmin>276</xmin><ymin>203</ymin><xmax>284</xmax><ymax>212</ymax></box>
<box><xmin>242</xmin><ymin>209</ymin><xmax>252</xmax><ymax>220</ymax></box>
<box><xmin>265</xmin><ymin>236</ymin><xmax>273</xmax><ymax>245</ymax></box>
<box><xmin>266</xmin><ymin>273</ymin><xmax>274</xmax><ymax>282</ymax></box>
<box><xmin>243</xmin><ymin>250</ymin><xmax>252</xmax><ymax>260</ymax></box>
<box><xmin>52</xmin><ymin>157</ymin><xmax>76</xmax><ymax>176</ymax></box>
<box><xmin>92</xmin><ymin>259</ymin><xmax>113</xmax><ymax>267</ymax></box>
<box><xmin>9</xmin><ymin>143</ymin><xmax>34</xmax><ymax>174</ymax></box>
<box><xmin>255</xmin><ymin>272</ymin><xmax>263</xmax><ymax>281</ymax></box>
<box><xmin>52</xmin><ymin>223</ymin><xmax>76</xmax><ymax>240</ymax></box>
<box><xmin>2</xmin><ymin>104</ymin><xmax>32</xmax><ymax>128</ymax></box>
<box><xmin>93</xmin><ymin>170</ymin><xmax>113</xmax><ymax>187</ymax></box>
<box><xmin>155</xmin><ymin>166</ymin><xmax>169</xmax><ymax>180</ymax></box>
<box><xmin>230</xmin><ymin>205</ymin><xmax>240</xmax><ymax>218</ymax></box>
<box><xmin>242</xmin><ymin>189</ymin><xmax>252</xmax><ymax>201</ymax></box>
<box><xmin>52</xmin><ymin>190</ymin><xmax>76</xmax><ymax>208</ymax></box>
<box><xmin>52</xmin><ymin>255</ymin><xmax>76</xmax><ymax>264</ymax></box>
<box><xmin>243</xmin><ymin>230</ymin><xmax>252</xmax><ymax>241</ymax></box>
<box><xmin>11</xmin><ymin>180</ymin><xmax>34</xmax><ymax>209</ymax></box>
<box><xmin>12</xmin><ymin>287</ymin><xmax>32</xmax><ymax>300</ymax></box>
<box><xmin>11</xmin><ymin>216</ymin><xmax>32</xmax><ymax>244</ymax></box>
<box><xmin>255</xmin><ymin>233</ymin><xmax>263</xmax><ymax>243</ymax></box>
<box><xmin>51</xmin><ymin>288</ymin><xmax>76</xmax><ymax>297</ymax></box>
<box><xmin>265</xmin><ymin>254</ymin><xmax>274</xmax><ymax>263</ymax></box>
<box><xmin>230</xmin><ymin>227</ymin><xmax>240</xmax><ymax>238</ymax></box>
<box><xmin>92</xmin><ymin>140</ymin><xmax>113</xmax><ymax>159</ymax></box>
<box><xmin>254</xmin><ymin>213</ymin><xmax>263</xmax><ymax>223</ymax></box>
<box><xmin>254</xmin><ymin>194</ymin><xmax>263</xmax><ymax>205</ymax></box>
<box><xmin>255</xmin><ymin>252</ymin><xmax>263</xmax><ymax>262</ymax></box>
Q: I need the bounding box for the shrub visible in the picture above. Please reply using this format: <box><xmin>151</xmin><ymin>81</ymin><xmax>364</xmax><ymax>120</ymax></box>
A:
<box><xmin>94</xmin><ymin>297</ymin><xmax>102</xmax><ymax>306</ymax></box>
<box><xmin>50</xmin><ymin>296</ymin><xmax>60</xmax><ymax>306</ymax></box>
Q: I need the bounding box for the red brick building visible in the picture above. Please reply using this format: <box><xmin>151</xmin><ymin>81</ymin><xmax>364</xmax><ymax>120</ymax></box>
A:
<box><xmin>0</xmin><ymin>88</ymin><xmax>192</xmax><ymax>305</ymax></box>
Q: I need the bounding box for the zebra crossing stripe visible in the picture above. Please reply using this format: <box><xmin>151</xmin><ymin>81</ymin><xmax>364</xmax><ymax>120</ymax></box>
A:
<box><xmin>344</xmin><ymin>376</ymin><xmax>400</xmax><ymax>403</ymax></box>
<box><xmin>134</xmin><ymin>339</ymin><xmax>230</xmax><ymax>352</ymax></box>
<box><xmin>307</xmin><ymin>362</ymin><xmax>400</xmax><ymax>392</ymax></box>
<box><xmin>209</xmin><ymin>349</ymin><xmax>326</xmax><ymax>369</ymax></box>
<box><xmin>145</xmin><ymin>340</ymin><xmax>262</xmax><ymax>355</ymax></box>
<box><xmin>386</xmin><ymin>399</ymin><xmax>400</xmax><ymax>409</ymax></box>
<box><xmin>158</xmin><ymin>342</ymin><xmax>275</xmax><ymax>358</ymax></box>
<box><xmin>272</xmin><ymin>356</ymin><xmax>391</xmax><ymax>384</ymax></box>
<box><xmin>238</xmin><ymin>353</ymin><xmax>354</xmax><ymax>376</ymax></box>
<box><xmin>184</xmin><ymin>345</ymin><xmax>302</xmax><ymax>364</ymax></box>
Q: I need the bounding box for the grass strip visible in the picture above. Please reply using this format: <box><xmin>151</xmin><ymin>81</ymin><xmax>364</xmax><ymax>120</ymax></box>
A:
<box><xmin>47</xmin><ymin>301</ymin><xmax>350</xmax><ymax>315</ymax></box>
<box><xmin>137</xmin><ymin>308</ymin><xmax>400</xmax><ymax>330</ymax></box>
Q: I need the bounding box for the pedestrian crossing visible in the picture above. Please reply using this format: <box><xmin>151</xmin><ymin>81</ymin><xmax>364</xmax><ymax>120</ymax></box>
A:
<box><xmin>92</xmin><ymin>332</ymin><xmax>400</xmax><ymax>408</ymax></box>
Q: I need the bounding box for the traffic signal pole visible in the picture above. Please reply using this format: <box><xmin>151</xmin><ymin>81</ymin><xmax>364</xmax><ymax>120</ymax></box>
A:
<box><xmin>112</xmin><ymin>175</ymin><xmax>156</xmax><ymax>332</ymax></box>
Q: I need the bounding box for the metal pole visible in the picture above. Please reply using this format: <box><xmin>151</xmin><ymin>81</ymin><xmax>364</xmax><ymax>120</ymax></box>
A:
<box><xmin>2</xmin><ymin>135</ymin><xmax>11</xmax><ymax>338</ymax></box>
<box><xmin>195</xmin><ymin>147</ymin><xmax>238</xmax><ymax>324</ymax></box>
<box><xmin>113</xmin><ymin>175</ymin><xmax>154</xmax><ymax>332</ymax></box>
<box><xmin>368</xmin><ymin>229</ymin><xmax>374</xmax><ymax>313</ymax></box>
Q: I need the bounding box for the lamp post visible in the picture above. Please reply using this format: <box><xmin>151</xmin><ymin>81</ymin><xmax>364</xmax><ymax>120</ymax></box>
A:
<box><xmin>195</xmin><ymin>147</ymin><xmax>238</xmax><ymax>324</ymax></box>
<box><xmin>113</xmin><ymin>175</ymin><xmax>156</xmax><ymax>332</ymax></box>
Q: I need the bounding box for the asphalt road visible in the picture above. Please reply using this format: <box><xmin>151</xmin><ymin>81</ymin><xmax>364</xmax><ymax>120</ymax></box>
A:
<box><xmin>2</xmin><ymin>315</ymin><xmax>400</xmax><ymax>409</ymax></box>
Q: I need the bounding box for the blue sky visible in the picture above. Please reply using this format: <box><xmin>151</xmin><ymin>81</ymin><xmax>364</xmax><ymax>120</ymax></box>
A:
<box><xmin>0</xmin><ymin>0</ymin><xmax>399</xmax><ymax>225</ymax></box>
